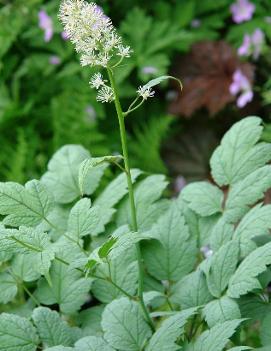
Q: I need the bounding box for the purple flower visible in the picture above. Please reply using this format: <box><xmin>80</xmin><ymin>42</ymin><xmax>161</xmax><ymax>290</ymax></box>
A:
<box><xmin>238</xmin><ymin>28</ymin><xmax>264</xmax><ymax>59</ymax></box>
<box><xmin>230</xmin><ymin>0</ymin><xmax>255</xmax><ymax>23</ymax></box>
<box><xmin>38</xmin><ymin>10</ymin><xmax>53</xmax><ymax>42</ymax></box>
<box><xmin>141</xmin><ymin>66</ymin><xmax>158</xmax><ymax>75</ymax></box>
<box><xmin>173</xmin><ymin>176</ymin><xmax>186</xmax><ymax>194</ymax></box>
<box><xmin>49</xmin><ymin>55</ymin><xmax>61</xmax><ymax>65</ymax></box>
<box><xmin>229</xmin><ymin>69</ymin><xmax>253</xmax><ymax>108</ymax></box>
<box><xmin>61</xmin><ymin>31</ymin><xmax>69</xmax><ymax>40</ymax></box>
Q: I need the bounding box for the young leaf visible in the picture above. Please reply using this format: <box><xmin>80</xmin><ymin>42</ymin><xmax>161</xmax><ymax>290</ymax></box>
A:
<box><xmin>181</xmin><ymin>181</ymin><xmax>224</xmax><ymax>217</ymax></box>
<box><xmin>0</xmin><ymin>179</ymin><xmax>54</xmax><ymax>227</ymax></box>
<box><xmin>0</xmin><ymin>272</ymin><xmax>17</xmax><ymax>304</ymax></box>
<box><xmin>227</xmin><ymin>242</ymin><xmax>271</xmax><ymax>298</ymax></box>
<box><xmin>146</xmin><ymin>307</ymin><xmax>197</xmax><ymax>351</ymax></box>
<box><xmin>233</xmin><ymin>204</ymin><xmax>271</xmax><ymax>257</ymax></box>
<box><xmin>210</xmin><ymin>116</ymin><xmax>269</xmax><ymax>186</ymax></box>
<box><xmin>101</xmin><ymin>297</ymin><xmax>152</xmax><ymax>351</ymax></box>
<box><xmin>171</xmin><ymin>270</ymin><xmax>213</xmax><ymax>309</ymax></box>
<box><xmin>0</xmin><ymin>313</ymin><xmax>39</xmax><ymax>351</ymax></box>
<box><xmin>42</xmin><ymin>145</ymin><xmax>104</xmax><ymax>204</ymax></box>
<box><xmin>206</xmin><ymin>240</ymin><xmax>239</xmax><ymax>298</ymax></box>
<box><xmin>203</xmin><ymin>296</ymin><xmax>241</xmax><ymax>328</ymax></box>
<box><xmin>74</xmin><ymin>336</ymin><xmax>114</xmax><ymax>351</ymax></box>
<box><xmin>187</xmin><ymin>319</ymin><xmax>244</xmax><ymax>351</ymax></box>
<box><xmin>95</xmin><ymin>169</ymin><xmax>141</xmax><ymax>209</ymax></box>
<box><xmin>142</xmin><ymin>75</ymin><xmax>182</xmax><ymax>90</ymax></box>
<box><xmin>143</xmin><ymin>201</ymin><xmax>197</xmax><ymax>281</ymax></box>
<box><xmin>225</xmin><ymin>165</ymin><xmax>271</xmax><ymax>222</ymax></box>
<box><xmin>78</xmin><ymin>156</ymin><xmax>122</xmax><ymax>195</ymax></box>
<box><xmin>36</xmin><ymin>259</ymin><xmax>92</xmax><ymax>314</ymax></box>
<box><xmin>32</xmin><ymin>307</ymin><xmax>73</xmax><ymax>348</ymax></box>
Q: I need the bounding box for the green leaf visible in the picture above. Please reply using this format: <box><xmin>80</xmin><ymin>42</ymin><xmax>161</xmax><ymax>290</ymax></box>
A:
<box><xmin>0</xmin><ymin>179</ymin><xmax>54</xmax><ymax>227</ymax></box>
<box><xmin>45</xmin><ymin>347</ymin><xmax>73</xmax><ymax>351</ymax></box>
<box><xmin>203</xmin><ymin>296</ymin><xmax>241</xmax><ymax>328</ymax></box>
<box><xmin>92</xmin><ymin>248</ymin><xmax>138</xmax><ymax>303</ymax></box>
<box><xmin>225</xmin><ymin>166</ymin><xmax>271</xmax><ymax>222</ymax></box>
<box><xmin>143</xmin><ymin>75</ymin><xmax>182</xmax><ymax>91</ymax></box>
<box><xmin>77</xmin><ymin>305</ymin><xmax>104</xmax><ymax>337</ymax></box>
<box><xmin>171</xmin><ymin>270</ymin><xmax>213</xmax><ymax>309</ymax></box>
<box><xmin>227</xmin><ymin>242</ymin><xmax>271</xmax><ymax>298</ymax></box>
<box><xmin>116</xmin><ymin>174</ymin><xmax>169</xmax><ymax>230</ymax></box>
<box><xmin>0</xmin><ymin>272</ymin><xmax>17</xmax><ymax>304</ymax></box>
<box><xmin>233</xmin><ymin>204</ymin><xmax>271</xmax><ymax>257</ymax></box>
<box><xmin>143</xmin><ymin>201</ymin><xmax>197</xmax><ymax>281</ymax></box>
<box><xmin>146</xmin><ymin>307</ymin><xmax>197</xmax><ymax>351</ymax></box>
<box><xmin>206</xmin><ymin>240</ymin><xmax>239</xmax><ymax>298</ymax></box>
<box><xmin>95</xmin><ymin>169</ymin><xmax>141</xmax><ymax>209</ymax></box>
<box><xmin>0</xmin><ymin>313</ymin><xmax>39</xmax><ymax>351</ymax></box>
<box><xmin>67</xmin><ymin>198</ymin><xmax>100</xmax><ymax>239</ymax></box>
<box><xmin>210</xmin><ymin>116</ymin><xmax>271</xmax><ymax>186</ymax></box>
<box><xmin>74</xmin><ymin>336</ymin><xmax>114</xmax><ymax>351</ymax></box>
<box><xmin>209</xmin><ymin>217</ymin><xmax>234</xmax><ymax>252</ymax></box>
<box><xmin>78</xmin><ymin>156</ymin><xmax>122</xmax><ymax>195</ymax></box>
<box><xmin>102</xmin><ymin>297</ymin><xmax>152</xmax><ymax>351</ymax></box>
<box><xmin>238</xmin><ymin>294</ymin><xmax>271</xmax><ymax>321</ymax></box>
<box><xmin>260</xmin><ymin>314</ymin><xmax>271</xmax><ymax>346</ymax></box>
<box><xmin>187</xmin><ymin>319</ymin><xmax>244</xmax><ymax>351</ymax></box>
<box><xmin>42</xmin><ymin>145</ymin><xmax>104</xmax><ymax>204</ymax></box>
<box><xmin>182</xmin><ymin>181</ymin><xmax>224</xmax><ymax>217</ymax></box>
<box><xmin>36</xmin><ymin>259</ymin><xmax>92</xmax><ymax>314</ymax></box>
<box><xmin>11</xmin><ymin>253</ymin><xmax>41</xmax><ymax>282</ymax></box>
<box><xmin>32</xmin><ymin>307</ymin><xmax>73</xmax><ymax>348</ymax></box>
<box><xmin>8</xmin><ymin>227</ymin><xmax>55</xmax><ymax>277</ymax></box>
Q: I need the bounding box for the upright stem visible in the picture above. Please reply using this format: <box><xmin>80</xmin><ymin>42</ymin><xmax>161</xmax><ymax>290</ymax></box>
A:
<box><xmin>107</xmin><ymin>68</ymin><xmax>155</xmax><ymax>331</ymax></box>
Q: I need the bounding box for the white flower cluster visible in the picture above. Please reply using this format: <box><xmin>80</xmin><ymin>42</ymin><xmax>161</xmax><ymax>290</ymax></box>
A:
<box><xmin>89</xmin><ymin>72</ymin><xmax>114</xmax><ymax>103</ymax></box>
<box><xmin>137</xmin><ymin>86</ymin><xmax>155</xmax><ymax>100</ymax></box>
<box><xmin>59</xmin><ymin>0</ymin><xmax>131</xmax><ymax>68</ymax></box>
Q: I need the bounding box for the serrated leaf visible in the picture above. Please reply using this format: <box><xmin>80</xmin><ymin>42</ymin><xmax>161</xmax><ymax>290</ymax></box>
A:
<box><xmin>203</xmin><ymin>296</ymin><xmax>241</xmax><ymax>328</ymax></box>
<box><xmin>0</xmin><ymin>272</ymin><xmax>17</xmax><ymax>304</ymax></box>
<box><xmin>79</xmin><ymin>156</ymin><xmax>122</xmax><ymax>195</ymax></box>
<box><xmin>116</xmin><ymin>174</ymin><xmax>169</xmax><ymax>230</ymax></box>
<box><xmin>74</xmin><ymin>336</ymin><xmax>114</xmax><ymax>351</ymax></box>
<box><xmin>181</xmin><ymin>181</ymin><xmax>224</xmax><ymax>217</ymax></box>
<box><xmin>0</xmin><ymin>313</ymin><xmax>39</xmax><ymax>351</ymax></box>
<box><xmin>95</xmin><ymin>169</ymin><xmax>141</xmax><ymax>209</ymax></box>
<box><xmin>67</xmin><ymin>198</ymin><xmax>100</xmax><ymax>239</ymax></box>
<box><xmin>42</xmin><ymin>145</ymin><xmax>105</xmax><ymax>204</ymax></box>
<box><xmin>0</xmin><ymin>180</ymin><xmax>54</xmax><ymax>227</ymax></box>
<box><xmin>143</xmin><ymin>201</ymin><xmax>197</xmax><ymax>281</ymax></box>
<box><xmin>102</xmin><ymin>297</ymin><xmax>152</xmax><ymax>351</ymax></box>
<box><xmin>8</xmin><ymin>227</ymin><xmax>55</xmax><ymax>277</ymax></box>
<box><xmin>36</xmin><ymin>259</ymin><xmax>92</xmax><ymax>314</ymax></box>
<box><xmin>209</xmin><ymin>217</ymin><xmax>234</xmax><ymax>252</ymax></box>
<box><xmin>171</xmin><ymin>270</ymin><xmax>213</xmax><ymax>309</ymax></box>
<box><xmin>77</xmin><ymin>305</ymin><xmax>104</xmax><ymax>337</ymax></box>
<box><xmin>146</xmin><ymin>307</ymin><xmax>197</xmax><ymax>351</ymax></box>
<box><xmin>206</xmin><ymin>240</ymin><xmax>239</xmax><ymax>298</ymax></box>
<box><xmin>233</xmin><ymin>204</ymin><xmax>271</xmax><ymax>257</ymax></box>
<box><xmin>32</xmin><ymin>307</ymin><xmax>73</xmax><ymax>348</ymax></box>
<box><xmin>187</xmin><ymin>319</ymin><xmax>244</xmax><ymax>351</ymax></box>
<box><xmin>92</xmin><ymin>248</ymin><xmax>138</xmax><ymax>303</ymax></box>
<box><xmin>238</xmin><ymin>294</ymin><xmax>271</xmax><ymax>321</ymax></box>
<box><xmin>210</xmin><ymin>116</ymin><xmax>270</xmax><ymax>186</ymax></box>
<box><xmin>143</xmin><ymin>75</ymin><xmax>182</xmax><ymax>90</ymax></box>
<box><xmin>225</xmin><ymin>166</ymin><xmax>271</xmax><ymax>222</ymax></box>
<box><xmin>228</xmin><ymin>242</ymin><xmax>271</xmax><ymax>298</ymax></box>
<box><xmin>11</xmin><ymin>254</ymin><xmax>41</xmax><ymax>282</ymax></box>
<box><xmin>260</xmin><ymin>314</ymin><xmax>271</xmax><ymax>346</ymax></box>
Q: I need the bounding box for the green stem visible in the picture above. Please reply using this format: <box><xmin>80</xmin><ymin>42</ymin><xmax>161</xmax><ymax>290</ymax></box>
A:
<box><xmin>107</xmin><ymin>67</ymin><xmax>155</xmax><ymax>331</ymax></box>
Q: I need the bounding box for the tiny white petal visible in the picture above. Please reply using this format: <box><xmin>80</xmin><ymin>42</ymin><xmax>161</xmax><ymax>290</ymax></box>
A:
<box><xmin>137</xmin><ymin>86</ymin><xmax>155</xmax><ymax>100</ymax></box>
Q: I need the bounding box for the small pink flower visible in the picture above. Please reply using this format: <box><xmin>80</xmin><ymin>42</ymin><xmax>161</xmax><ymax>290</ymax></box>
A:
<box><xmin>38</xmin><ymin>10</ymin><xmax>53</xmax><ymax>42</ymax></box>
<box><xmin>49</xmin><ymin>55</ymin><xmax>61</xmax><ymax>65</ymax></box>
<box><xmin>229</xmin><ymin>69</ymin><xmax>253</xmax><ymax>108</ymax></box>
<box><xmin>238</xmin><ymin>28</ymin><xmax>264</xmax><ymax>60</ymax></box>
<box><xmin>230</xmin><ymin>0</ymin><xmax>255</xmax><ymax>23</ymax></box>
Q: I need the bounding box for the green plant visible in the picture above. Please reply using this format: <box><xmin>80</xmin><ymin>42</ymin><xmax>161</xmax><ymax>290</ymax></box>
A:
<box><xmin>1</xmin><ymin>1</ymin><xmax>271</xmax><ymax>350</ymax></box>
